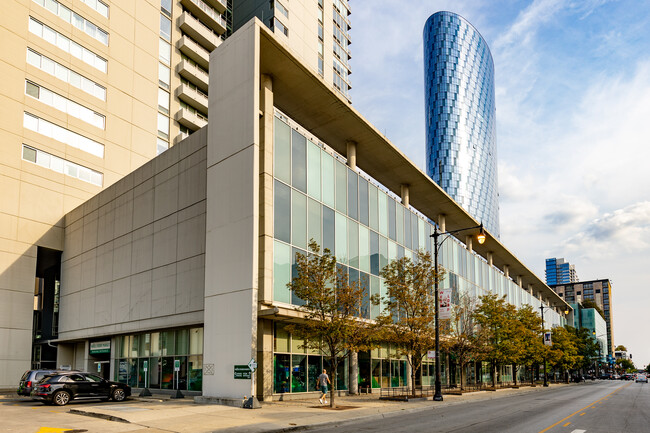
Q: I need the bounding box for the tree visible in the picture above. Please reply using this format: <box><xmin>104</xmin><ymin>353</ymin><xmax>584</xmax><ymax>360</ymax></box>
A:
<box><xmin>581</xmin><ymin>299</ymin><xmax>605</xmax><ymax>320</ymax></box>
<box><xmin>548</xmin><ymin>326</ymin><xmax>580</xmax><ymax>382</ymax></box>
<box><xmin>286</xmin><ymin>241</ymin><xmax>376</xmax><ymax>408</ymax></box>
<box><xmin>567</xmin><ymin>326</ymin><xmax>599</xmax><ymax>373</ymax></box>
<box><xmin>615</xmin><ymin>345</ymin><xmax>627</xmax><ymax>352</ymax></box>
<box><xmin>440</xmin><ymin>293</ymin><xmax>485</xmax><ymax>391</ymax></box>
<box><xmin>512</xmin><ymin>305</ymin><xmax>545</xmax><ymax>385</ymax></box>
<box><xmin>616</xmin><ymin>358</ymin><xmax>635</xmax><ymax>373</ymax></box>
<box><xmin>378</xmin><ymin>250</ymin><xmax>438</xmax><ymax>398</ymax></box>
<box><xmin>645</xmin><ymin>364</ymin><xmax>650</xmax><ymax>374</ymax></box>
<box><xmin>473</xmin><ymin>293</ymin><xmax>519</xmax><ymax>387</ymax></box>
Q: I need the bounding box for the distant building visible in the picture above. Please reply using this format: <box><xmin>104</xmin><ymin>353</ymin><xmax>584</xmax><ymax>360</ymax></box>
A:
<box><xmin>615</xmin><ymin>351</ymin><xmax>628</xmax><ymax>361</ymax></box>
<box><xmin>553</xmin><ymin>279</ymin><xmax>613</xmax><ymax>355</ymax></box>
<box><xmin>423</xmin><ymin>11</ymin><xmax>500</xmax><ymax>237</ymax></box>
<box><xmin>545</xmin><ymin>258</ymin><xmax>579</xmax><ymax>285</ymax></box>
<box><xmin>569</xmin><ymin>303</ymin><xmax>609</xmax><ymax>362</ymax></box>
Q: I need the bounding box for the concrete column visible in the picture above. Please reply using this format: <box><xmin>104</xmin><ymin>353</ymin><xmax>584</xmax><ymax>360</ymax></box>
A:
<box><xmin>400</xmin><ymin>184</ymin><xmax>410</xmax><ymax>208</ymax></box>
<box><xmin>348</xmin><ymin>352</ymin><xmax>358</xmax><ymax>395</ymax></box>
<box><xmin>517</xmin><ymin>275</ymin><xmax>523</xmax><ymax>287</ymax></box>
<box><xmin>465</xmin><ymin>235</ymin><xmax>473</xmax><ymax>252</ymax></box>
<box><xmin>487</xmin><ymin>252</ymin><xmax>493</xmax><ymax>267</ymax></box>
<box><xmin>527</xmin><ymin>284</ymin><xmax>533</xmax><ymax>295</ymax></box>
<box><xmin>259</xmin><ymin>74</ymin><xmax>274</xmax><ymax>304</ymax></box>
<box><xmin>346</xmin><ymin>141</ymin><xmax>357</xmax><ymax>169</ymax></box>
<box><xmin>503</xmin><ymin>265</ymin><xmax>510</xmax><ymax>279</ymax></box>
<box><xmin>257</xmin><ymin>319</ymin><xmax>274</xmax><ymax>401</ymax></box>
<box><xmin>438</xmin><ymin>214</ymin><xmax>446</xmax><ymax>232</ymax></box>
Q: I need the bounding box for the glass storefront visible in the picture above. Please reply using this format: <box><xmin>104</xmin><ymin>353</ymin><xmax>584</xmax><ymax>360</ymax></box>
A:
<box><xmin>115</xmin><ymin>327</ymin><xmax>203</xmax><ymax>391</ymax></box>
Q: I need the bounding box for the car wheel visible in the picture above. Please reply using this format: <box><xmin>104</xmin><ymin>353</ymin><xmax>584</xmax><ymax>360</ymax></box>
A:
<box><xmin>53</xmin><ymin>390</ymin><xmax>71</xmax><ymax>406</ymax></box>
<box><xmin>112</xmin><ymin>388</ymin><xmax>126</xmax><ymax>402</ymax></box>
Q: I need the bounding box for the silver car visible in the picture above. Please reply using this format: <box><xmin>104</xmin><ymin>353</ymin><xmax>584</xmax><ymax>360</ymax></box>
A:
<box><xmin>635</xmin><ymin>374</ymin><xmax>648</xmax><ymax>383</ymax></box>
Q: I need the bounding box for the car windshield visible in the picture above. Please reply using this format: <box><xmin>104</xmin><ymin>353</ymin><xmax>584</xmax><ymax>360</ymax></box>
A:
<box><xmin>20</xmin><ymin>371</ymin><xmax>30</xmax><ymax>381</ymax></box>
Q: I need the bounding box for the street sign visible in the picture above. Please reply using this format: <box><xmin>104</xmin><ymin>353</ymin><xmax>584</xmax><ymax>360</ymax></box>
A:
<box><xmin>143</xmin><ymin>360</ymin><xmax>148</xmax><ymax>371</ymax></box>
<box><xmin>544</xmin><ymin>332</ymin><xmax>552</xmax><ymax>346</ymax></box>
<box><xmin>248</xmin><ymin>358</ymin><xmax>258</xmax><ymax>372</ymax></box>
<box><xmin>427</xmin><ymin>350</ymin><xmax>436</xmax><ymax>359</ymax></box>
<box><xmin>234</xmin><ymin>365</ymin><xmax>252</xmax><ymax>379</ymax></box>
<box><xmin>174</xmin><ymin>359</ymin><xmax>180</xmax><ymax>371</ymax></box>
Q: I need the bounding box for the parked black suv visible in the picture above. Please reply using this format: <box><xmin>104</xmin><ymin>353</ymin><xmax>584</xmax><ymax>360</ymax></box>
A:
<box><xmin>18</xmin><ymin>370</ymin><xmax>72</xmax><ymax>396</ymax></box>
<box><xmin>31</xmin><ymin>372</ymin><xmax>131</xmax><ymax>406</ymax></box>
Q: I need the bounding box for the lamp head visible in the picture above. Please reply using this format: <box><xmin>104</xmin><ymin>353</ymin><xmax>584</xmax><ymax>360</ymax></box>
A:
<box><xmin>477</xmin><ymin>224</ymin><xmax>486</xmax><ymax>245</ymax></box>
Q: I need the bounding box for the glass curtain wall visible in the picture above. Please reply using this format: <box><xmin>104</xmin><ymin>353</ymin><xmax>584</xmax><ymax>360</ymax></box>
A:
<box><xmin>271</xmin><ymin>109</ymin><xmax>565</xmax><ymax>328</ymax></box>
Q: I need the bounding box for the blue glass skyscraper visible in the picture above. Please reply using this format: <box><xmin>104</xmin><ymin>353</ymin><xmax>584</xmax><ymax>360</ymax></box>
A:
<box><xmin>424</xmin><ymin>12</ymin><xmax>500</xmax><ymax>237</ymax></box>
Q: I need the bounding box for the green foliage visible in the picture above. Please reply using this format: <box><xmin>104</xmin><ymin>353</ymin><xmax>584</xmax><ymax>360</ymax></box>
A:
<box><xmin>440</xmin><ymin>294</ymin><xmax>485</xmax><ymax>390</ymax></box>
<box><xmin>616</xmin><ymin>358</ymin><xmax>635</xmax><ymax>373</ymax></box>
<box><xmin>286</xmin><ymin>240</ymin><xmax>377</xmax><ymax>407</ymax></box>
<box><xmin>581</xmin><ymin>299</ymin><xmax>605</xmax><ymax>320</ymax></box>
<box><xmin>615</xmin><ymin>345</ymin><xmax>627</xmax><ymax>352</ymax></box>
<box><xmin>377</xmin><ymin>250</ymin><xmax>438</xmax><ymax>397</ymax></box>
<box><xmin>473</xmin><ymin>293</ymin><xmax>520</xmax><ymax>386</ymax></box>
<box><xmin>548</xmin><ymin>326</ymin><xmax>581</xmax><ymax>373</ymax></box>
<box><xmin>565</xmin><ymin>326</ymin><xmax>599</xmax><ymax>371</ymax></box>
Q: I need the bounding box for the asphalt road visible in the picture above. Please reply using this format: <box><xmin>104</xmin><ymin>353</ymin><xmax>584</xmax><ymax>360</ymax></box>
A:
<box><xmin>306</xmin><ymin>380</ymin><xmax>650</xmax><ymax>433</ymax></box>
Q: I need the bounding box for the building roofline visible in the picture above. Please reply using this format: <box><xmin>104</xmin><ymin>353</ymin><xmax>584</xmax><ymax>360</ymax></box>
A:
<box><xmin>250</xmin><ymin>20</ymin><xmax>568</xmax><ymax>311</ymax></box>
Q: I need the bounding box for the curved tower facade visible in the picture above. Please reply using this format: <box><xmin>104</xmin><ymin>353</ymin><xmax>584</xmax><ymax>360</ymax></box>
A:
<box><xmin>424</xmin><ymin>11</ymin><xmax>500</xmax><ymax>237</ymax></box>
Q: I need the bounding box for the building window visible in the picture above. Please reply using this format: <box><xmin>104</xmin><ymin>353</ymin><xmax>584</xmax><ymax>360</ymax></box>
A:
<box><xmin>33</xmin><ymin>0</ymin><xmax>109</xmax><ymax>45</ymax></box>
<box><xmin>22</xmin><ymin>144</ymin><xmax>103</xmax><ymax>186</ymax></box>
<box><xmin>23</xmin><ymin>112</ymin><xmax>104</xmax><ymax>158</ymax></box>
<box><xmin>28</xmin><ymin>17</ymin><xmax>107</xmax><ymax>72</ymax></box>
<box><xmin>79</xmin><ymin>0</ymin><xmax>109</xmax><ymax>18</ymax></box>
<box><xmin>25</xmin><ymin>80</ymin><xmax>105</xmax><ymax>129</ymax></box>
<box><xmin>272</xmin><ymin>17</ymin><xmax>289</xmax><ymax>36</ymax></box>
<box><xmin>275</xmin><ymin>1</ymin><xmax>289</xmax><ymax>18</ymax></box>
<box><xmin>26</xmin><ymin>49</ymin><xmax>106</xmax><ymax>100</ymax></box>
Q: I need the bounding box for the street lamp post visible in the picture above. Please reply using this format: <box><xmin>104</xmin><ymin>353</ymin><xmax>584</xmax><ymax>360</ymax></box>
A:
<box><xmin>430</xmin><ymin>223</ymin><xmax>485</xmax><ymax>402</ymax></box>
<box><xmin>539</xmin><ymin>305</ymin><xmax>550</xmax><ymax>387</ymax></box>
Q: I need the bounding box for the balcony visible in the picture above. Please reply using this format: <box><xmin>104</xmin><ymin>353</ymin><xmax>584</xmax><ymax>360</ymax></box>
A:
<box><xmin>177</xmin><ymin>35</ymin><xmax>210</xmax><ymax>69</ymax></box>
<box><xmin>180</xmin><ymin>0</ymin><xmax>227</xmax><ymax>35</ymax></box>
<box><xmin>175</xmin><ymin>107</ymin><xmax>208</xmax><ymax>130</ymax></box>
<box><xmin>177</xmin><ymin>58</ymin><xmax>209</xmax><ymax>92</ymax></box>
<box><xmin>204</xmin><ymin>0</ymin><xmax>227</xmax><ymax>14</ymax></box>
<box><xmin>176</xmin><ymin>82</ymin><xmax>209</xmax><ymax>113</ymax></box>
<box><xmin>178</xmin><ymin>12</ymin><xmax>222</xmax><ymax>52</ymax></box>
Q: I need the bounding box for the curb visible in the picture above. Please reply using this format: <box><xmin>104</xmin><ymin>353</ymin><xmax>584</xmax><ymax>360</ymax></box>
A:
<box><xmin>69</xmin><ymin>409</ymin><xmax>131</xmax><ymax>424</ymax></box>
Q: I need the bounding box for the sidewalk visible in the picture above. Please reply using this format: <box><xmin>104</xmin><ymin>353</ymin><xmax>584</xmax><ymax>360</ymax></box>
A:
<box><xmin>65</xmin><ymin>384</ymin><xmax>570</xmax><ymax>433</ymax></box>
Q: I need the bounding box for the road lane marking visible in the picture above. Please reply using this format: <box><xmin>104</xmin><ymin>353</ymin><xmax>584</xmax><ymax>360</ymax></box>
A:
<box><xmin>562</xmin><ymin>422</ymin><xmax>571</xmax><ymax>426</ymax></box>
<box><xmin>538</xmin><ymin>382</ymin><xmax>632</xmax><ymax>433</ymax></box>
<box><xmin>570</xmin><ymin>430</ymin><xmax>586</xmax><ymax>433</ymax></box>
<box><xmin>579</xmin><ymin>412</ymin><xmax>585</xmax><ymax>416</ymax></box>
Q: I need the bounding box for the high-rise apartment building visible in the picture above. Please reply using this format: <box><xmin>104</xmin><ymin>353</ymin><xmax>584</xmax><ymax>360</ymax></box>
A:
<box><xmin>423</xmin><ymin>11</ymin><xmax>500</xmax><ymax>237</ymax></box>
<box><xmin>552</xmin><ymin>279</ymin><xmax>614</xmax><ymax>355</ymax></box>
<box><xmin>1</xmin><ymin>0</ymin><xmax>353</xmax><ymax>389</ymax></box>
<box><xmin>545</xmin><ymin>257</ymin><xmax>578</xmax><ymax>285</ymax></box>
<box><xmin>233</xmin><ymin>0</ymin><xmax>352</xmax><ymax>101</ymax></box>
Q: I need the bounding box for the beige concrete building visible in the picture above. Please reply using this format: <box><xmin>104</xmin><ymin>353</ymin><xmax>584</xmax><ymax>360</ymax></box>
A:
<box><xmin>0</xmin><ymin>0</ymin><xmax>352</xmax><ymax>390</ymax></box>
<box><xmin>50</xmin><ymin>20</ymin><xmax>569</xmax><ymax>401</ymax></box>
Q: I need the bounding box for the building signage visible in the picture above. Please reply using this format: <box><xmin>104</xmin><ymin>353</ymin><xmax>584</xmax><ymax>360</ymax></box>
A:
<box><xmin>90</xmin><ymin>341</ymin><xmax>111</xmax><ymax>354</ymax></box>
<box><xmin>544</xmin><ymin>332</ymin><xmax>552</xmax><ymax>346</ymax></box>
<box><xmin>234</xmin><ymin>365</ymin><xmax>252</xmax><ymax>380</ymax></box>
<box><xmin>439</xmin><ymin>289</ymin><xmax>452</xmax><ymax>320</ymax></box>
<box><xmin>174</xmin><ymin>359</ymin><xmax>181</xmax><ymax>371</ymax></box>
<box><xmin>427</xmin><ymin>350</ymin><xmax>436</xmax><ymax>359</ymax></box>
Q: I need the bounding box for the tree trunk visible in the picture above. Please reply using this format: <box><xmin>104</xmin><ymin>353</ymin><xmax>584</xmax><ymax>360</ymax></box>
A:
<box><xmin>330</xmin><ymin>356</ymin><xmax>337</xmax><ymax>408</ymax></box>
<box><xmin>492</xmin><ymin>361</ymin><xmax>497</xmax><ymax>388</ymax></box>
<box><xmin>411</xmin><ymin>361</ymin><xmax>417</xmax><ymax>398</ymax></box>
<box><xmin>513</xmin><ymin>364</ymin><xmax>518</xmax><ymax>386</ymax></box>
<box><xmin>459</xmin><ymin>361</ymin><xmax>464</xmax><ymax>391</ymax></box>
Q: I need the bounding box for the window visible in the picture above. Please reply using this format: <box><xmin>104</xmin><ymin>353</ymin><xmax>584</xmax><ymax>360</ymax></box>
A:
<box><xmin>25</xmin><ymin>81</ymin><xmax>105</xmax><ymax>129</ymax></box>
<box><xmin>29</xmin><ymin>17</ymin><xmax>107</xmax><ymax>72</ymax></box>
<box><xmin>158</xmin><ymin>88</ymin><xmax>170</xmax><ymax>114</ymax></box>
<box><xmin>79</xmin><ymin>0</ymin><xmax>109</xmax><ymax>17</ymax></box>
<box><xmin>27</xmin><ymin>50</ymin><xmax>106</xmax><ymax>101</ymax></box>
<box><xmin>33</xmin><ymin>0</ymin><xmax>109</xmax><ymax>45</ymax></box>
<box><xmin>272</xmin><ymin>17</ymin><xmax>289</xmax><ymax>36</ymax></box>
<box><xmin>158</xmin><ymin>63</ymin><xmax>170</xmax><ymax>89</ymax></box>
<box><xmin>22</xmin><ymin>144</ymin><xmax>103</xmax><ymax>186</ymax></box>
<box><xmin>159</xmin><ymin>39</ymin><xmax>171</xmax><ymax>65</ymax></box>
<box><xmin>161</xmin><ymin>0</ymin><xmax>172</xmax><ymax>17</ymax></box>
<box><xmin>275</xmin><ymin>1</ymin><xmax>289</xmax><ymax>18</ymax></box>
<box><xmin>157</xmin><ymin>113</ymin><xmax>169</xmax><ymax>139</ymax></box>
<box><xmin>160</xmin><ymin>15</ymin><xmax>172</xmax><ymax>40</ymax></box>
<box><xmin>24</xmin><ymin>112</ymin><xmax>104</xmax><ymax>158</ymax></box>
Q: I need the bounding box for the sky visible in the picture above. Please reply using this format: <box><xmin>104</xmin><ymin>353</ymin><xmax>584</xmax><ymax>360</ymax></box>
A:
<box><xmin>350</xmin><ymin>0</ymin><xmax>650</xmax><ymax>369</ymax></box>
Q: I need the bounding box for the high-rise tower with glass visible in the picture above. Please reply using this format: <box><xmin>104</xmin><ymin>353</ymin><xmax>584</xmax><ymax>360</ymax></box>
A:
<box><xmin>424</xmin><ymin>11</ymin><xmax>500</xmax><ymax>237</ymax></box>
